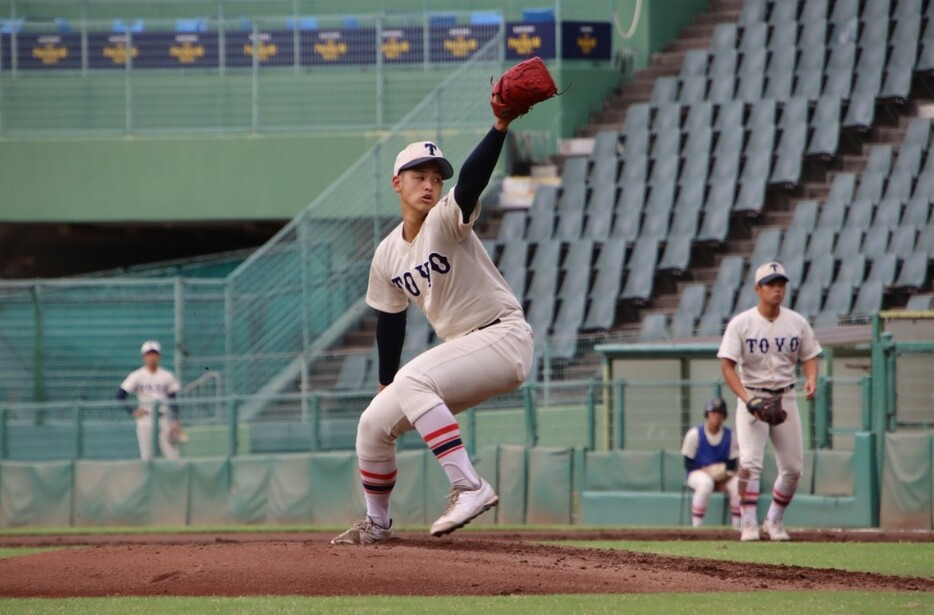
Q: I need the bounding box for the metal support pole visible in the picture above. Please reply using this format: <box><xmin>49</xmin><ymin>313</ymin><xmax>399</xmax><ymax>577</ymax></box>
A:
<box><xmin>223</xmin><ymin>281</ymin><xmax>234</xmax><ymax>396</ymax></box>
<box><xmin>465</xmin><ymin>408</ymin><xmax>477</xmax><ymax>458</ymax></box>
<box><xmin>613</xmin><ymin>381</ymin><xmax>625</xmax><ymax>449</ymax></box>
<box><xmin>9</xmin><ymin>0</ymin><xmax>17</xmax><ymax>75</ymax></box>
<box><xmin>125</xmin><ymin>30</ymin><xmax>134</xmax><ymax>134</ymax></box>
<box><xmin>814</xmin><ymin>375</ymin><xmax>830</xmax><ymax>449</ymax></box>
<box><xmin>227</xmin><ymin>397</ymin><xmax>238</xmax><ymax>456</ymax></box>
<box><xmin>73</xmin><ymin>404</ymin><xmax>83</xmax><ymax>460</ymax></box>
<box><xmin>217</xmin><ymin>0</ymin><xmax>226</xmax><ymax>76</ymax></box>
<box><xmin>0</xmin><ymin>407</ymin><xmax>6</xmax><ymax>460</ymax></box>
<box><xmin>522</xmin><ymin>384</ymin><xmax>537</xmax><ymax>448</ymax></box>
<box><xmin>251</xmin><ymin>22</ymin><xmax>259</xmax><ymax>132</ymax></box>
<box><xmin>372</xmin><ymin>142</ymin><xmax>382</xmax><ymax>248</ymax></box>
<box><xmin>292</xmin><ymin>0</ymin><xmax>300</xmax><ymax>72</ymax></box>
<box><xmin>174</xmin><ymin>278</ymin><xmax>185</xmax><ymax>386</ymax></box>
<box><xmin>32</xmin><ymin>283</ymin><xmax>45</xmax><ymax>403</ymax></box>
<box><xmin>586</xmin><ymin>381</ymin><xmax>596</xmax><ymax>450</ymax></box>
<box><xmin>150</xmin><ymin>401</ymin><xmax>160</xmax><ymax>458</ymax></box>
<box><xmin>885</xmin><ymin>348</ymin><xmax>897</xmax><ymax>431</ymax></box>
<box><xmin>869</xmin><ymin>315</ymin><xmax>887</xmax><ymax>480</ymax></box>
<box><xmin>375</xmin><ymin>15</ymin><xmax>384</xmax><ymax>128</ymax></box>
<box><xmin>860</xmin><ymin>376</ymin><xmax>872</xmax><ymax>431</ymax></box>
<box><xmin>80</xmin><ymin>0</ymin><xmax>88</xmax><ymax>75</ymax></box>
<box><xmin>309</xmin><ymin>392</ymin><xmax>320</xmax><ymax>451</ymax></box>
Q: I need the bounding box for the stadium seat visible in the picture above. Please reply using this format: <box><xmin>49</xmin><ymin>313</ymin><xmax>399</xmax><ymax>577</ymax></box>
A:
<box><xmin>816</xmin><ymin>280</ymin><xmax>854</xmax><ymax>324</ymax></box>
<box><xmin>591</xmin><ymin>131</ymin><xmax>620</xmax><ymax>162</ymax></box>
<box><xmin>554</xmin><ymin>209</ymin><xmax>585</xmax><ymax>241</ymax></box>
<box><xmin>920</xmin><ymin>225</ymin><xmax>934</xmax><ymax>257</ymax></box>
<box><xmin>286</xmin><ymin>17</ymin><xmax>319</xmax><ymax>30</ymax></box>
<box><xmin>696</xmin><ymin>191</ymin><xmax>733</xmax><ymax>243</ymax></box>
<box><xmin>873</xmin><ymin>198</ymin><xmax>903</xmax><ymax>230</ymax></box>
<box><xmin>562</xmin><ymin>240</ymin><xmax>593</xmax><ymax>278</ymax></box>
<box><xmin>867</xmin><ymin>254</ymin><xmax>898</xmax><ymax>286</ymax></box>
<box><xmin>526</xmin><ymin>204</ymin><xmax>555</xmax><ymax>241</ymax></box>
<box><xmin>644</xmin><ymin>181</ymin><xmax>676</xmax><ymax>219</ymax></box>
<box><xmin>906</xmin><ymin>294</ymin><xmax>933</xmax><ymax>310</ymax></box>
<box><xmin>779</xmin><ymin>229</ymin><xmax>809</xmax><ymax>263</ymax></box>
<box><xmin>680</xmin><ymin>50</ymin><xmax>708</xmax><ymax>78</ymax></box>
<box><xmin>805</xmin><ymin>228</ymin><xmax>836</xmax><ymax>261</ymax></box>
<box><xmin>902</xmin><ymin>119</ymin><xmax>932</xmax><ymax>151</ymax></box>
<box><xmin>710</xmin><ymin>23</ymin><xmax>737</xmax><ymax>51</ymax></box>
<box><xmin>893</xmin><ymin>144</ymin><xmax>924</xmax><ymax>178</ymax></box>
<box><xmin>751</xmin><ymin>228</ymin><xmax>782</xmax><ymax>264</ymax></box>
<box><xmin>680</xmin><ymin>155</ymin><xmax>710</xmax><ymax>187</ymax></box>
<box><xmin>582</xmin><ymin>240</ymin><xmax>627</xmax><ymax>330</ymax></box>
<box><xmin>561</xmin><ymin>158</ymin><xmax>589</xmax><ymax>192</ymax></box>
<box><xmin>709</xmin><ymin>49</ymin><xmax>737</xmax><ymax>77</ymax></box>
<box><xmin>657</xmin><ymin>234</ymin><xmax>692</xmax><ymax>273</ymax></box>
<box><xmin>903</xmin><ymin>197</ymin><xmax>932</xmax><ymax>228</ymax></box>
<box><xmin>739</xmin><ymin>0</ymin><xmax>767</xmax><ymax>26</ymax></box>
<box><xmin>891</xmin><ymin>224</ymin><xmax>919</xmax><ymax>259</ymax></box>
<box><xmin>651</xmin><ymin>77</ymin><xmax>679</xmax><ymax>104</ymax></box>
<box><xmin>801</xmin><ymin>0</ymin><xmax>829</xmax><ymax>21</ymax></box>
<box><xmin>620</xmin><ymin>238</ymin><xmax>660</xmax><ymax>302</ymax></box>
<box><xmin>816</xmin><ymin>199</ymin><xmax>847</xmax><ymax>231</ymax></box>
<box><xmin>714</xmin><ymin>255</ymin><xmax>745</xmax><ymax>291</ymax></box>
<box><xmin>793</xmin><ymin>279</ymin><xmax>824</xmax><ymax>319</ymax></box>
<box><xmin>498</xmin><ymin>239</ymin><xmax>528</xmax><ymax>273</ymax></box>
<box><xmin>835</xmin><ymin>227</ymin><xmax>864</xmax><ymax>259</ymax></box>
<box><xmin>883</xmin><ymin>172</ymin><xmax>914</xmax><ymax>204</ymax></box>
<box><xmin>623</xmin><ymin>104</ymin><xmax>650</xmax><ymax>136</ymax></box>
<box><xmin>864</xmin><ymin>146</ymin><xmax>893</xmax><ymax>175</ymax></box>
<box><xmin>807</xmin><ymin>97</ymin><xmax>840</xmax><ymax>157</ymax></box>
<box><xmin>685</xmin><ymin>101</ymin><xmax>713</xmax><ymax>132</ymax></box>
<box><xmin>804</xmin><ymin>254</ymin><xmax>836</xmax><ymax>290</ymax></box>
<box><xmin>526</xmin><ymin>297</ymin><xmax>555</xmax><ymax>337</ymax></box>
<box><xmin>851</xmin><ymin>281</ymin><xmax>884</xmax><ymax>315</ymax></box>
<box><xmin>735</xmin><ymin>71</ymin><xmax>764</xmax><ymax>101</ymax></box>
<box><xmin>529</xmin><ymin>240</ymin><xmax>561</xmax><ymax>272</ymax></box>
<box><xmin>669</xmin><ymin>198</ymin><xmax>702</xmax><ymax>239</ymax></box>
<box><xmin>703</xmin><ymin>285</ymin><xmax>736</xmax><ymax>320</ymax></box>
<box><xmin>697</xmin><ymin>312</ymin><xmax>726</xmax><ymax>336</ymax></box>
<box><xmin>843</xmin><ymin>199</ymin><xmax>873</xmax><ymax>230</ymax></box>
<box><xmin>741</xmin><ymin>22</ymin><xmax>768</xmax><ymax>51</ymax></box>
<box><xmin>497</xmin><ymin>211</ymin><xmax>526</xmax><ymax>241</ymax></box>
<box><xmin>891</xmin><ymin>251</ymin><xmax>929</xmax><ymax>290</ymax></box>
<box><xmin>333</xmin><ymin>354</ymin><xmax>367</xmax><ymax>390</ymax></box>
<box><xmin>649</xmin><ymin>154</ymin><xmax>679</xmax><ymax>187</ymax></box>
<box><xmin>674</xmin><ymin>284</ymin><xmax>707</xmax><ymax>323</ymax></box>
<box><xmin>836</xmin><ymin>253</ymin><xmax>867</xmax><ymax>287</ymax></box>
<box><xmin>638</xmin><ymin>314</ymin><xmax>668</xmax><ymax>341</ymax></box>
<box><xmin>620</xmin><ymin>155</ymin><xmax>648</xmax><ymax>184</ymax></box>
<box><xmin>708</xmin><ymin>74</ymin><xmax>736</xmax><ymax>103</ymax></box>
<box><xmin>652</xmin><ymin>103</ymin><xmax>681</xmax><ymax>133</ymax></box>
<box><xmin>855</xmin><ymin>171</ymin><xmax>885</xmax><ymax>202</ymax></box>
<box><xmin>589</xmin><ymin>158</ymin><xmax>618</xmax><ymax>187</ymax></box>
<box><xmin>843</xmin><ymin>94</ymin><xmax>876</xmax><ymax>132</ymax></box>
<box><xmin>733</xmin><ymin>179</ymin><xmax>767</xmax><ymax>214</ymax></box>
<box><xmin>913</xmin><ymin>169</ymin><xmax>934</xmax><ymax>200</ymax></box>
<box><xmin>788</xmin><ymin>201</ymin><xmax>819</xmax><ymax>232</ymax></box>
<box><xmin>651</xmin><ymin>128</ymin><xmax>681</xmax><ymax>160</ymax></box>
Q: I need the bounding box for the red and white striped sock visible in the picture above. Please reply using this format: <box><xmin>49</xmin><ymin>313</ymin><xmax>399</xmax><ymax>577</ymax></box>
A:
<box><xmin>691</xmin><ymin>491</ymin><xmax>709</xmax><ymax>527</ymax></box>
<box><xmin>766</xmin><ymin>486</ymin><xmax>794</xmax><ymax>523</ymax></box>
<box><xmin>414</xmin><ymin>404</ymin><xmax>480</xmax><ymax>490</ymax></box>
<box><xmin>741</xmin><ymin>479</ymin><xmax>760</xmax><ymax>526</ymax></box>
<box><xmin>359</xmin><ymin>458</ymin><xmax>396</xmax><ymax>529</ymax></box>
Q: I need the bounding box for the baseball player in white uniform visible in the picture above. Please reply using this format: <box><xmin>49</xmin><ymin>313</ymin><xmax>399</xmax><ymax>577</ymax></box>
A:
<box><xmin>331</xmin><ymin>109</ymin><xmax>534</xmax><ymax>545</ymax></box>
<box><xmin>681</xmin><ymin>397</ymin><xmax>740</xmax><ymax>528</ymax></box>
<box><xmin>718</xmin><ymin>262</ymin><xmax>821</xmax><ymax>541</ymax></box>
<box><xmin>117</xmin><ymin>340</ymin><xmax>183</xmax><ymax>460</ymax></box>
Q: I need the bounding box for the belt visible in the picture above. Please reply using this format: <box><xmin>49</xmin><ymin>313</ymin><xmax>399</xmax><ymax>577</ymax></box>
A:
<box><xmin>477</xmin><ymin>318</ymin><xmax>502</xmax><ymax>331</ymax></box>
<box><xmin>747</xmin><ymin>384</ymin><xmax>795</xmax><ymax>395</ymax></box>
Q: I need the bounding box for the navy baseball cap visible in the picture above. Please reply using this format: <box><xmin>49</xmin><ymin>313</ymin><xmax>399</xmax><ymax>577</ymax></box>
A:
<box><xmin>394</xmin><ymin>141</ymin><xmax>454</xmax><ymax>179</ymax></box>
<box><xmin>704</xmin><ymin>397</ymin><xmax>728</xmax><ymax>416</ymax></box>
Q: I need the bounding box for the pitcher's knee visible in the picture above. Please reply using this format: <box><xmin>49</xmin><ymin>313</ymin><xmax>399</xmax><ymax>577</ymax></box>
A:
<box><xmin>355</xmin><ymin>407</ymin><xmax>396</xmax><ymax>460</ymax></box>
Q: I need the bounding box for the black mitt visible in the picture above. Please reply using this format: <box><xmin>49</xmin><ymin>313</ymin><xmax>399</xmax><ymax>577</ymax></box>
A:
<box><xmin>746</xmin><ymin>395</ymin><xmax>787</xmax><ymax>426</ymax></box>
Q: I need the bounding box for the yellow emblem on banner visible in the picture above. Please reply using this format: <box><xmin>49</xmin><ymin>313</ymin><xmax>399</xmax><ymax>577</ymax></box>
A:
<box><xmin>577</xmin><ymin>33</ymin><xmax>598</xmax><ymax>55</ymax></box>
<box><xmin>243</xmin><ymin>42</ymin><xmax>277</xmax><ymax>61</ymax></box>
<box><xmin>314</xmin><ymin>38</ymin><xmax>348</xmax><ymax>61</ymax></box>
<box><xmin>382</xmin><ymin>37</ymin><xmax>410</xmax><ymax>60</ymax></box>
<box><xmin>32</xmin><ymin>43</ymin><xmax>68</xmax><ymax>65</ymax></box>
<box><xmin>103</xmin><ymin>42</ymin><xmax>139</xmax><ymax>65</ymax></box>
<box><xmin>507</xmin><ymin>33</ymin><xmax>542</xmax><ymax>56</ymax></box>
<box><xmin>443</xmin><ymin>36</ymin><xmax>477</xmax><ymax>58</ymax></box>
<box><xmin>169</xmin><ymin>42</ymin><xmax>205</xmax><ymax>64</ymax></box>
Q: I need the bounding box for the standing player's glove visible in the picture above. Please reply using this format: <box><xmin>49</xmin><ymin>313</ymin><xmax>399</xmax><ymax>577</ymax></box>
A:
<box><xmin>746</xmin><ymin>395</ymin><xmax>787</xmax><ymax>425</ymax></box>
<box><xmin>491</xmin><ymin>57</ymin><xmax>559</xmax><ymax>121</ymax></box>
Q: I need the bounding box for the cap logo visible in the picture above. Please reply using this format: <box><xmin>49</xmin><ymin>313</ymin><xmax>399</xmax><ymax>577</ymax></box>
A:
<box><xmin>424</xmin><ymin>142</ymin><xmax>438</xmax><ymax>156</ymax></box>
<box><xmin>770</xmin><ymin>263</ymin><xmax>779</xmax><ymax>272</ymax></box>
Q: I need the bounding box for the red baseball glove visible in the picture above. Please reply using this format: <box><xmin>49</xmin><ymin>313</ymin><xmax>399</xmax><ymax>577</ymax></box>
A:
<box><xmin>491</xmin><ymin>57</ymin><xmax>558</xmax><ymax>121</ymax></box>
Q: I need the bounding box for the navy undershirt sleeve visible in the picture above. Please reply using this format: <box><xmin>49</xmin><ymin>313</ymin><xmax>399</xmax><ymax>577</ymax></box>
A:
<box><xmin>167</xmin><ymin>392</ymin><xmax>179</xmax><ymax>420</ymax></box>
<box><xmin>683</xmin><ymin>456</ymin><xmax>697</xmax><ymax>473</ymax></box>
<box><xmin>453</xmin><ymin>126</ymin><xmax>507</xmax><ymax>223</ymax></box>
<box><xmin>726</xmin><ymin>458</ymin><xmax>738</xmax><ymax>472</ymax></box>
<box><xmin>376</xmin><ymin>309</ymin><xmax>407</xmax><ymax>386</ymax></box>
<box><xmin>116</xmin><ymin>388</ymin><xmax>134</xmax><ymax>415</ymax></box>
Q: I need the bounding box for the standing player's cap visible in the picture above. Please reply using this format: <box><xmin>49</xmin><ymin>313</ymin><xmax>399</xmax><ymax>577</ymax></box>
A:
<box><xmin>393</xmin><ymin>141</ymin><xmax>454</xmax><ymax>179</ymax></box>
<box><xmin>704</xmin><ymin>397</ymin><xmax>728</xmax><ymax>417</ymax></box>
<box><xmin>755</xmin><ymin>262</ymin><xmax>789</xmax><ymax>286</ymax></box>
<box><xmin>141</xmin><ymin>340</ymin><xmax>161</xmax><ymax>355</ymax></box>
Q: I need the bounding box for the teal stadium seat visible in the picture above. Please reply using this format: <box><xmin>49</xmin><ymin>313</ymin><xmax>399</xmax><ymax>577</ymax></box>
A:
<box><xmin>638</xmin><ymin>314</ymin><xmax>668</xmax><ymax>341</ymax></box>
<box><xmin>620</xmin><ymin>238</ymin><xmax>659</xmax><ymax>302</ymax></box>
<box><xmin>651</xmin><ymin>77</ymin><xmax>679</xmax><ymax>105</ymax></box>
<box><xmin>751</xmin><ymin>228</ymin><xmax>782</xmax><ymax>263</ymax></box>
<box><xmin>852</xmin><ymin>280</ymin><xmax>884</xmax><ymax>315</ymax></box>
<box><xmin>333</xmin><ymin>354</ymin><xmax>367</xmax><ymax>391</ymax></box>
<box><xmin>788</xmin><ymin>200</ymin><xmax>819</xmax><ymax>232</ymax></box>
<box><xmin>837</xmin><ymin>253</ymin><xmax>867</xmax><ymax>288</ymax></box>
<box><xmin>867</xmin><ymin>254</ymin><xmax>898</xmax><ymax>286</ymax></box>
<box><xmin>892</xmin><ymin>251</ymin><xmax>929</xmax><ymax>290</ymax></box>
<box><xmin>893</xmin><ymin>144</ymin><xmax>924</xmax><ymax>178</ymax></box>
<box><xmin>906</xmin><ymin>294</ymin><xmax>933</xmax><ymax>310</ymax></box>
<box><xmin>709</xmin><ymin>23</ymin><xmax>737</xmax><ymax>51</ymax></box>
<box><xmin>680</xmin><ymin>50</ymin><xmax>708</xmax><ymax>78</ymax></box>
<box><xmin>657</xmin><ymin>233</ymin><xmax>693</xmax><ymax>273</ymax></box>
<box><xmin>497</xmin><ymin>211</ymin><xmax>526</xmax><ymax>241</ymax></box>
<box><xmin>802</xmin><ymin>0</ymin><xmax>829</xmax><ymax>21</ymax></box>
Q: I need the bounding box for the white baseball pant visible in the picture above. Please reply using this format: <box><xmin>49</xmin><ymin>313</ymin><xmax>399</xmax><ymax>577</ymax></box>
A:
<box><xmin>686</xmin><ymin>470</ymin><xmax>739</xmax><ymax>525</ymax></box>
<box><xmin>135</xmin><ymin>413</ymin><xmax>180</xmax><ymax>460</ymax></box>
<box><xmin>356</xmin><ymin>316</ymin><xmax>534</xmax><ymax>462</ymax></box>
<box><xmin>735</xmin><ymin>392</ymin><xmax>803</xmax><ymax>496</ymax></box>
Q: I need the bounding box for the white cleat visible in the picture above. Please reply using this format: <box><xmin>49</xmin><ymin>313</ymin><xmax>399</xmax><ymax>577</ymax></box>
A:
<box><xmin>762</xmin><ymin>518</ymin><xmax>791</xmax><ymax>541</ymax></box>
<box><xmin>740</xmin><ymin>518</ymin><xmax>760</xmax><ymax>542</ymax></box>
<box><xmin>330</xmin><ymin>517</ymin><xmax>394</xmax><ymax>545</ymax></box>
<box><xmin>430</xmin><ymin>478</ymin><xmax>499</xmax><ymax>537</ymax></box>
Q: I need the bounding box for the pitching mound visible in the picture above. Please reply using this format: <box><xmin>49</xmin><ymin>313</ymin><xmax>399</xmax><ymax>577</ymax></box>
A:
<box><xmin>0</xmin><ymin>530</ymin><xmax>931</xmax><ymax>597</ymax></box>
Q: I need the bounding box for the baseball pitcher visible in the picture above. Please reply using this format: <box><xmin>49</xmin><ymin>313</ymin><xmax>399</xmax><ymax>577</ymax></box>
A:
<box><xmin>117</xmin><ymin>340</ymin><xmax>182</xmax><ymax>460</ymax></box>
<box><xmin>331</xmin><ymin>58</ymin><xmax>558</xmax><ymax>545</ymax></box>
<box><xmin>718</xmin><ymin>262</ymin><xmax>821</xmax><ymax>541</ymax></box>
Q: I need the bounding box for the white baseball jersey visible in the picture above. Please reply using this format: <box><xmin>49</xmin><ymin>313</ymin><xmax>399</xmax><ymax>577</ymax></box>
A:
<box><xmin>366</xmin><ymin>186</ymin><xmax>523</xmax><ymax>341</ymax></box>
<box><xmin>717</xmin><ymin>307</ymin><xmax>821</xmax><ymax>389</ymax></box>
<box><xmin>120</xmin><ymin>367</ymin><xmax>180</xmax><ymax>413</ymax></box>
<box><xmin>681</xmin><ymin>426</ymin><xmax>739</xmax><ymax>460</ymax></box>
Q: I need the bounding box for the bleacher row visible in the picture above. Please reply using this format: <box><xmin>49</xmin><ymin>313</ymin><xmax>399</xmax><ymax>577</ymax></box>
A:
<box><xmin>654</xmin><ymin>0</ymin><xmax>930</xmax><ymax>109</ymax></box>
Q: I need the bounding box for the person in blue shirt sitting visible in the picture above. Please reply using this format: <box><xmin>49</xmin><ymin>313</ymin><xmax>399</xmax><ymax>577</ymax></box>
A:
<box><xmin>681</xmin><ymin>397</ymin><xmax>740</xmax><ymax>528</ymax></box>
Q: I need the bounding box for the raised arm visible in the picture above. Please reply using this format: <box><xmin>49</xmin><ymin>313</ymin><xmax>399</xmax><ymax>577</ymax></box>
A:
<box><xmin>452</xmin><ymin>122</ymin><xmax>510</xmax><ymax>223</ymax></box>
